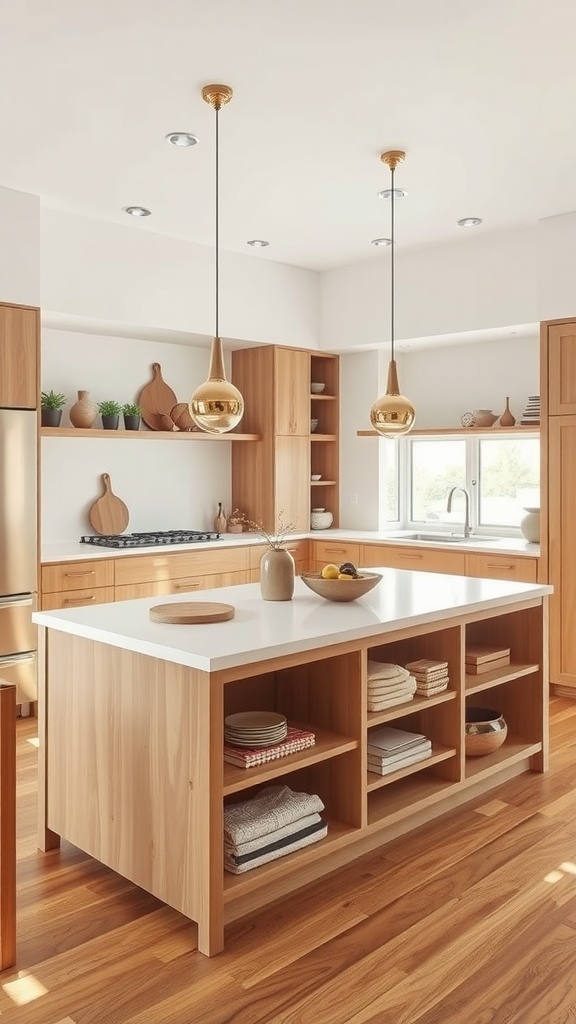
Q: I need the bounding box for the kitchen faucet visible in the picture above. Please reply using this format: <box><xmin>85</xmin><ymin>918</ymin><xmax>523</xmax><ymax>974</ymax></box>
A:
<box><xmin>446</xmin><ymin>486</ymin><xmax>471</xmax><ymax>538</ymax></box>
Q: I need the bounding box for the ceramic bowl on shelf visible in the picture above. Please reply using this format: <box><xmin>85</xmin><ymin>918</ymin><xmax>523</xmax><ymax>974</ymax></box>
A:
<box><xmin>310</xmin><ymin>418</ymin><xmax>319</xmax><ymax>432</ymax></box>
<box><xmin>311</xmin><ymin>382</ymin><xmax>326</xmax><ymax>394</ymax></box>
<box><xmin>300</xmin><ymin>571</ymin><xmax>382</xmax><ymax>603</ymax></box>
<box><xmin>465</xmin><ymin>707</ymin><xmax>507</xmax><ymax>756</ymax></box>
<box><xmin>310</xmin><ymin>509</ymin><xmax>333</xmax><ymax>529</ymax></box>
<box><xmin>311</xmin><ymin>473</ymin><xmax>322</xmax><ymax>481</ymax></box>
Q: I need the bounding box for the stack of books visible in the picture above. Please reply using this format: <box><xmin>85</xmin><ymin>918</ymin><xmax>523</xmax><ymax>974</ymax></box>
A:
<box><xmin>224</xmin><ymin>726</ymin><xmax>316</xmax><ymax>768</ymax></box>
<box><xmin>520</xmin><ymin>395</ymin><xmax>540</xmax><ymax>426</ymax></box>
<box><xmin>367</xmin><ymin>725</ymin><xmax>432</xmax><ymax>776</ymax></box>
<box><xmin>405</xmin><ymin>658</ymin><xmax>449</xmax><ymax>696</ymax></box>
<box><xmin>465</xmin><ymin>645</ymin><xmax>510</xmax><ymax>675</ymax></box>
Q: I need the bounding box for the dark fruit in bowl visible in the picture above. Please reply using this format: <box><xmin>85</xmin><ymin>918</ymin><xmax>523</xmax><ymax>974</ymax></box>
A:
<box><xmin>339</xmin><ymin>562</ymin><xmax>360</xmax><ymax>578</ymax></box>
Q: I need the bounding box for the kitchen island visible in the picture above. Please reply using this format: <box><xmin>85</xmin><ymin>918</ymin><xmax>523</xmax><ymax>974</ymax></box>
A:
<box><xmin>34</xmin><ymin>568</ymin><xmax>551</xmax><ymax>956</ymax></box>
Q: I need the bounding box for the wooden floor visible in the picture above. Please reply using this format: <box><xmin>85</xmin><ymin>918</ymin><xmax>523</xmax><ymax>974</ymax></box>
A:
<box><xmin>3</xmin><ymin>700</ymin><xmax>576</xmax><ymax>1023</ymax></box>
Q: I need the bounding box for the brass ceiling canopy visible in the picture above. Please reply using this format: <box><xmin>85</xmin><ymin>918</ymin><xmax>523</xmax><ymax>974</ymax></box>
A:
<box><xmin>189</xmin><ymin>84</ymin><xmax>244</xmax><ymax>435</ymax></box>
<box><xmin>370</xmin><ymin>149</ymin><xmax>415</xmax><ymax>438</ymax></box>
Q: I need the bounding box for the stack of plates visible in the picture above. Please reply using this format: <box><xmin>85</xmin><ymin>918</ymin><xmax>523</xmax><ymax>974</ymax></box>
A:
<box><xmin>224</xmin><ymin>711</ymin><xmax>288</xmax><ymax>748</ymax></box>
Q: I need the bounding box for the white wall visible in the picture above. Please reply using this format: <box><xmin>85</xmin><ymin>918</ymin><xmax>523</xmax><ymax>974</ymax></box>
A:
<box><xmin>538</xmin><ymin>212</ymin><xmax>576</xmax><ymax>322</ymax></box>
<box><xmin>40</xmin><ymin>209</ymin><xmax>320</xmax><ymax>349</ymax></box>
<box><xmin>0</xmin><ymin>185</ymin><xmax>40</xmax><ymax>306</ymax></box>
<box><xmin>400</xmin><ymin>334</ymin><xmax>539</xmax><ymax>429</ymax></box>
<box><xmin>41</xmin><ymin>328</ymin><xmax>232</xmax><ymax>542</ymax></box>
<box><xmin>339</xmin><ymin>350</ymin><xmax>382</xmax><ymax>530</ymax></box>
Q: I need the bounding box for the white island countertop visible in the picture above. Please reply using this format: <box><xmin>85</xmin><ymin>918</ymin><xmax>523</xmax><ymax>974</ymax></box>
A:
<box><xmin>33</xmin><ymin>568</ymin><xmax>552</xmax><ymax>673</ymax></box>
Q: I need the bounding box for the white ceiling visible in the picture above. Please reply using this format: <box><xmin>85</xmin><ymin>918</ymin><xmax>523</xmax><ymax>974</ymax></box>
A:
<box><xmin>2</xmin><ymin>0</ymin><xmax>576</xmax><ymax>272</ymax></box>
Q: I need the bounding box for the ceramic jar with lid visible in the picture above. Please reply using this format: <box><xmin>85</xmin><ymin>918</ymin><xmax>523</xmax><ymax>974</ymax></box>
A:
<box><xmin>310</xmin><ymin>508</ymin><xmax>333</xmax><ymax>530</ymax></box>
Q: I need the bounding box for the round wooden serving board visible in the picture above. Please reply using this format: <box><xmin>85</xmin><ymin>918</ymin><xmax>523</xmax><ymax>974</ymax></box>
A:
<box><xmin>149</xmin><ymin>602</ymin><xmax>235</xmax><ymax>624</ymax></box>
<box><xmin>89</xmin><ymin>473</ymin><xmax>130</xmax><ymax>535</ymax></box>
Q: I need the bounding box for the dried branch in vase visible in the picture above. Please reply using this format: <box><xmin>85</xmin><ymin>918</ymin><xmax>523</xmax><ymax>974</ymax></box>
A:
<box><xmin>241</xmin><ymin>511</ymin><xmax>298</xmax><ymax>549</ymax></box>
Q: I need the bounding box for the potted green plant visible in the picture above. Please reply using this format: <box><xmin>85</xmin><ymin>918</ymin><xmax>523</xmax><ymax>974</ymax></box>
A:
<box><xmin>41</xmin><ymin>389</ymin><xmax>66</xmax><ymax>427</ymax></box>
<box><xmin>97</xmin><ymin>399</ymin><xmax>122</xmax><ymax>430</ymax></box>
<box><xmin>122</xmin><ymin>402</ymin><xmax>141</xmax><ymax>431</ymax></box>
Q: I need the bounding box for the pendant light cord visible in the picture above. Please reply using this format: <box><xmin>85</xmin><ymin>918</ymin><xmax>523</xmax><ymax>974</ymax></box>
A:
<box><xmin>390</xmin><ymin>163</ymin><xmax>395</xmax><ymax>363</ymax></box>
<box><xmin>215</xmin><ymin>104</ymin><xmax>220</xmax><ymax>339</ymax></box>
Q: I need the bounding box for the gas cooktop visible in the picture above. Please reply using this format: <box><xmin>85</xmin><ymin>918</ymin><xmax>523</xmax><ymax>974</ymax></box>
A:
<box><xmin>80</xmin><ymin>530</ymin><xmax>222</xmax><ymax>549</ymax></box>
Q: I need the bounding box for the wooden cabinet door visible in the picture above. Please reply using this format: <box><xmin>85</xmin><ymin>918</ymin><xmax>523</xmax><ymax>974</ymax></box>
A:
<box><xmin>547</xmin><ymin>323</ymin><xmax>576</xmax><ymax>415</ymax></box>
<box><xmin>464</xmin><ymin>553</ymin><xmax>537</xmax><ymax>583</ymax></box>
<box><xmin>548</xmin><ymin>416</ymin><xmax>576</xmax><ymax>687</ymax></box>
<box><xmin>275</xmin><ymin>436</ymin><xmax>309</xmax><ymax>532</ymax></box>
<box><xmin>0</xmin><ymin>305</ymin><xmax>38</xmax><ymax>409</ymax></box>
<box><xmin>274</xmin><ymin>348</ymin><xmax>310</xmax><ymax>435</ymax></box>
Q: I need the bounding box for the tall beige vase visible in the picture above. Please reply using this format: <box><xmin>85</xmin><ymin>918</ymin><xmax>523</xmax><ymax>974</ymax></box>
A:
<box><xmin>260</xmin><ymin>547</ymin><xmax>295</xmax><ymax>601</ymax></box>
<box><xmin>69</xmin><ymin>390</ymin><xmax>97</xmax><ymax>428</ymax></box>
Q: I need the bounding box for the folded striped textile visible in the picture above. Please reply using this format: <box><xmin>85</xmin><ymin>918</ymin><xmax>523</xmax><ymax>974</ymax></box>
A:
<box><xmin>411</xmin><ymin>669</ymin><xmax>449</xmax><ymax>684</ymax></box>
<box><xmin>416</xmin><ymin>680</ymin><xmax>449</xmax><ymax>696</ymax></box>
<box><xmin>224</xmin><ymin>819</ymin><xmax>328</xmax><ymax>873</ymax></box>
<box><xmin>223</xmin><ymin>785</ymin><xmax>324</xmax><ymax>846</ymax></box>
<box><xmin>224</xmin><ymin>812</ymin><xmax>322</xmax><ymax>859</ymax></box>
<box><xmin>367</xmin><ymin>691</ymin><xmax>415</xmax><ymax>712</ymax></box>
<box><xmin>405</xmin><ymin>658</ymin><xmax>448</xmax><ymax>676</ymax></box>
<box><xmin>367</xmin><ymin>660</ymin><xmax>410</xmax><ymax>682</ymax></box>
<box><xmin>367</xmin><ymin>677</ymin><xmax>417</xmax><ymax>699</ymax></box>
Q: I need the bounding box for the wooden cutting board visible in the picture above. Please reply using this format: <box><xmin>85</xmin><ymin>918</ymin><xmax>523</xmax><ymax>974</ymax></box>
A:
<box><xmin>89</xmin><ymin>473</ymin><xmax>130</xmax><ymax>535</ymax></box>
<box><xmin>149</xmin><ymin>602</ymin><xmax>235</xmax><ymax>624</ymax></box>
<box><xmin>138</xmin><ymin>363</ymin><xmax>178</xmax><ymax>431</ymax></box>
<box><xmin>170</xmin><ymin>402</ymin><xmax>199</xmax><ymax>431</ymax></box>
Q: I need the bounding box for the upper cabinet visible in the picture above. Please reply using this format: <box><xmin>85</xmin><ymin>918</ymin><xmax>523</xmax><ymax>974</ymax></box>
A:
<box><xmin>0</xmin><ymin>303</ymin><xmax>39</xmax><ymax>409</ymax></box>
<box><xmin>546</xmin><ymin>322</ymin><xmax>576</xmax><ymax>415</ymax></box>
<box><xmin>275</xmin><ymin>347</ymin><xmax>309</xmax><ymax>435</ymax></box>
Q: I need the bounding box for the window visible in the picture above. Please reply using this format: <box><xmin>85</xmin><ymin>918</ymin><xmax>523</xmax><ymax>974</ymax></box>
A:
<box><xmin>379</xmin><ymin>438</ymin><xmax>400</xmax><ymax>525</ymax></box>
<box><xmin>404</xmin><ymin>434</ymin><xmax>539</xmax><ymax>534</ymax></box>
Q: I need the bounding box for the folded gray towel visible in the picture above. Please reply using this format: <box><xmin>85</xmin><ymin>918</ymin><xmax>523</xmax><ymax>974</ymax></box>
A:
<box><xmin>224</xmin><ymin>820</ymin><xmax>328</xmax><ymax>874</ymax></box>
<box><xmin>223</xmin><ymin>785</ymin><xmax>325</xmax><ymax>846</ymax></box>
<box><xmin>224</xmin><ymin>812</ymin><xmax>322</xmax><ymax>857</ymax></box>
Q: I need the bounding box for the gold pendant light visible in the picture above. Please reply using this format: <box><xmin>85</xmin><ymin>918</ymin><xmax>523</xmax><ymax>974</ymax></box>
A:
<box><xmin>189</xmin><ymin>84</ymin><xmax>245</xmax><ymax>434</ymax></box>
<box><xmin>369</xmin><ymin>150</ymin><xmax>416</xmax><ymax>438</ymax></box>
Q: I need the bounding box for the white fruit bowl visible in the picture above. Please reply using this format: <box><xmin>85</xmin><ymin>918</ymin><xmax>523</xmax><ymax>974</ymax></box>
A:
<box><xmin>300</xmin><ymin>571</ymin><xmax>382</xmax><ymax>603</ymax></box>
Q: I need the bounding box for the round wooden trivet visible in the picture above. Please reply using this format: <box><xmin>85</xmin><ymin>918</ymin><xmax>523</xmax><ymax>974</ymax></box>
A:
<box><xmin>149</xmin><ymin>602</ymin><xmax>235</xmax><ymax>624</ymax></box>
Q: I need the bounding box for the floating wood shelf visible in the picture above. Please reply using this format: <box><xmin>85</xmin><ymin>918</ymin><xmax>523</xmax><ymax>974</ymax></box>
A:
<box><xmin>40</xmin><ymin>427</ymin><xmax>261</xmax><ymax>441</ymax></box>
<box><xmin>357</xmin><ymin>426</ymin><xmax>539</xmax><ymax>437</ymax></box>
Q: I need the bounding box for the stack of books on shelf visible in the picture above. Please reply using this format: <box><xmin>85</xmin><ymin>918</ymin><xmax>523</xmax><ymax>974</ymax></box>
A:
<box><xmin>223</xmin><ymin>784</ymin><xmax>327</xmax><ymax>873</ymax></box>
<box><xmin>520</xmin><ymin>395</ymin><xmax>540</xmax><ymax>426</ymax></box>
<box><xmin>367</xmin><ymin>726</ymin><xmax>432</xmax><ymax>776</ymax></box>
<box><xmin>465</xmin><ymin>644</ymin><xmax>511</xmax><ymax>675</ymax></box>
<box><xmin>405</xmin><ymin>658</ymin><xmax>449</xmax><ymax>697</ymax></box>
<box><xmin>367</xmin><ymin>661</ymin><xmax>417</xmax><ymax>712</ymax></box>
<box><xmin>223</xmin><ymin>725</ymin><xmax>316</xmax><ymax>768</ymax></box>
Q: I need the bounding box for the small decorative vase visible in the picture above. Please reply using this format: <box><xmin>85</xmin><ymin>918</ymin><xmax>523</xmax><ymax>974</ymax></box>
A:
<box><xmin>69</xmin><ymin>390</ymin><xmax>97</xmax><ymax>429</ymax></box>
<box><xmin>473</xmin><ymin>409</ymin><xmax>498</xmax><ymax>427</ymax></box>
<box><xmin>41</xmin><ymin>408</ymin><xmax>62</xmax><ymax>427</ymax></box>
<box><xmin>520</xmin><ymin>507</ymin><xmax>540</xmax><ymax>543</ymax></box>
<box><xmin>260</xmin><ymin>547</ymin><xmax>295</xmax><ymax>601</ymax></box>
<box><xmin>123</xmin><ymin>414</ymin><xmax>141</xmax><ymax>431</ymax></box>
<box><xmin>214</xmin><ymin>502</ymin><xmax>227</xmax><ymax>534</ymax></box>
<box><xmin>499</xmin><ymin>397</ymin><xmax>516</xmax><ymax>427</ymax></box>
<box><xmin>101</xmin><ymin>414</ymin><xmax>120</xmax><ymax>430</ymax></box>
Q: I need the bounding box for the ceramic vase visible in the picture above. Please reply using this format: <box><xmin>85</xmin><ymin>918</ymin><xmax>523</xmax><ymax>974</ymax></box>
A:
<box><xmin>260</xmin><ymin>547</ymin><xmax>295</xmax><ymax>601</ymax></box>
<box><xmin>214</xmin><ymin>502</ymin><xmax>227</xmax><ymax>534</ymax></box>
<box><xmin>310</xmin><ymin>509</ymin><xmax>333</xmax><ymax>530</ymax></box>
<box><xmin>520</xmin><ymin>507</ymin><xmax>540</xmax><ymax>543</ymax></box>
<box><xmin>69</xmin><ymin>390</ymin><xmax>97</xmax><ymax>429</ymax></box>
<box><xmin>499</xmin><ymin>397</ymin><xmax>516</xmax><ymax>427</ymax></box>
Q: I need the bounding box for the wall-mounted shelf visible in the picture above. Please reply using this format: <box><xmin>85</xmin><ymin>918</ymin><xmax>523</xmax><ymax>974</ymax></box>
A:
<box><xmin>357</xmin><ymin>426</ymin><xmax>539</xmax><ymax>437</ymax></box>
<box><xmin>41</xmin><ymin>427</ymin><xmax>261</xmax><ymax>441</ymax></box>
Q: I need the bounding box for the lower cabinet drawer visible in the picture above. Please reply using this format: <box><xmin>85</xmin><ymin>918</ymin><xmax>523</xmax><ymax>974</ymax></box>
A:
<box><xmin>114</xmin><ymin>547</ymin><xmax>248</xmax><ymax>587</ymax></box>
<box><xmin>465</xmin><ymin>553</ymin><xmax>538</xmax><ymax>582</ymax></box>
<box><xmin>41</xmin><ymin>587</ymin><xmax>115</xmax><ymax>611</ymax></box>
<box><xmin>115</xmin><ymin>570</ymin><xmax>246</xmax><ymax>602</ymax></box>
<box><xmin>42</xmin><ymin>559</ymin><xmax>115</xmax><ymax>594</ymax></box>
<box><xmin>362</xmin><ymin>544</ymin><xmax>466</xmax><ymax>575</ymax></box>
<box><xmin>312</xmin><ymin>540</ymin><xmax>360</xmax><ymax>566</ymax></box>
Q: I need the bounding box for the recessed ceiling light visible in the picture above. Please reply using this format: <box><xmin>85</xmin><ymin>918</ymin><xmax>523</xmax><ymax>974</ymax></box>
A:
<box><xmin>371</xmin><ymin>237</ymin><xmax>392</xmax><ymax>247</ymax></box>
<box><xmin>457</xmin><ymin>217</ymin><xmax>482</xmax><ymax>227</ymax></box>
<box><xmin>247</xmin><ymin>239</ymin><xmax>269</xmax><ymax>247</ymax></box>
<box><xmin>123</xmin><ymin>206</ymin><xmax>151</xmax><ymax>218</ymax></box>
<box><xmin>165</xmin><ymin>132</ymin><xmax>199</xmax><ymax>148</ymax></box>
<box><xmin>378</xmin><ymin>188</ymin><xmax>407</xmax><ymax>200</ymax></box>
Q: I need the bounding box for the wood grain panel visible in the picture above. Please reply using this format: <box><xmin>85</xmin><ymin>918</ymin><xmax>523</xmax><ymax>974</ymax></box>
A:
<box><xmin>547</xmin><ymin>416</ymin><xmax>576</xmax><ymax>689</ymax></box>
<box><xmin>0</xmin><ymin>684</ymin><xmax>15</xmax><ymax>968</ymax></box>
<box><xmin>274</xmin><ymin>347</ymin><xmax>310</xmax><ymax>435</ymax></box>
<box><xmin>275</xmin><ymin>435</ymin><xmax>310</xmax><ymax>532</ymax></box>
<box><xmin>113</xmin><ymin>547</ymin><xmax>247</xmax><ymax>587</ymax></box>
<box><xmin>114</xmin><ymin>570</ymin><xmax>246</xmax><ymax>602</ymax></box>
<box><xmin>362</xmin><ymin>544</ymin><xmax>466</xmax><ymax>575</ymax></box>
<box><xmin>0</xmin><ymin>303</ymin><xmax>38</xmax><ymax>409</ymax></box>
<box><xmin>465</xmin><ymin>552</ymin><xmax>538</xmax><ymax>582</ymax></box>
<box><xmin>41</xmin><ymin>559</ymin><xmax>115</xmax><ymax>593</ymax></box>
<box><xmin>313</xmin><ymin>540</ymin><xmax>360</xmax><ymax>565</ymax></box>
<box><xmin>547</xmin><ymin>322</ymin><xmax>576</xmax><ymax>414</ymax></box>
<box><xmin>41</xmin><ymin>586</ymin><xmax>115</xmax><ymax>610</ymax></box>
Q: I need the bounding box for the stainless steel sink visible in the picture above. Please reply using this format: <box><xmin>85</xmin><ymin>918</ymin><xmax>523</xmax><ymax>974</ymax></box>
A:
<box><xmin>400</xmin><ymin>533</ymin><xmax>500</xmax><ymax>545</ymax></box>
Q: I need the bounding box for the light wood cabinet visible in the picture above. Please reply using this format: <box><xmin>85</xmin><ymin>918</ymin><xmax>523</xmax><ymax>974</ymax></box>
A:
<box><xmin>361</xmin><ymin>543</ymin><xmax>466</xmax><ymax>576</ymax></box>
<box><xmin>312</xmin><ymin>539</ymin><xmax>360</xmax><ymax>571</ymax></box>
<box><xmin>465</xmin><ymin>552</ymin><xmax>537</xmax><ymax>583</ymax></box>
<box><xmin>232</xmin><ymin>346</ymin><xmax>340</xmax><ymax>535</ymax></box>
<box><xmin>546</xmin><ymin>322</ymin><xmax>576</xmax><ymax>415</ymax></box>
<box><xmin>42</xmin><ymin>587</ymin><xmax>116</xmax><ymax>611</ymax></box>
<box><xmin>0</xmin><ymin>303</ymin><xmax>39</xmax><ymax>409</ymax></box>
<box><xmin>113</xmin><ymin>546</ymin><xmax>248</xmax><ymax>587</ymax></box>
<box><xmin>115</xmin><ymin>570</ymin><xmax>246</xmax><ymax>602</ymax></box>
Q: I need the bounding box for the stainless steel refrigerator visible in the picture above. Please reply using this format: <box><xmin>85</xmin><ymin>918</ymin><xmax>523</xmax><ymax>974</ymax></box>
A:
<box><xmin>0</xmin><ymin>409</ymin><xmax>37</xmax><ymax>702</ymax></box>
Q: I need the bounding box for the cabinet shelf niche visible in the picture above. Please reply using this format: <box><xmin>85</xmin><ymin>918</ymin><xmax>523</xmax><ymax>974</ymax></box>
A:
<box><xmin>463</xmin><ymin>736</ymin><xmax>542</xmax><ymax>782</ymax></box>
<box><xmin>223</xmin><ymin>726</ymin><xmax>357</xmax><ymax>796</ymax></box>
<box><xmin>465</xmin><ymin>662</ymin><xmax>539</xmax><ymax>696</ymax></box>
<box><xmin>367</xmin><ymin>689</ymin><xmax>456</xmax><ymax>728</ymax></box>
<box><xmin>367</xmin><ymin>772</ymin><xmax>459</xmax><ymax>828</ymax></box>
<box><xmin>366</xmin><ymin>743</ymin><xmax>456</xmax><ymax>792</ymax></box>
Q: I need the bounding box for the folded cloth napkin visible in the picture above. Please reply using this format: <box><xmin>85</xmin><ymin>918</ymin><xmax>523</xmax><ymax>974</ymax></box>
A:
<box><xmin>416</xmin><ymin>680</ymin><xmax>449</xmax><ymax>696</ymax></box>
<box><xmin>367</xmin><ymin>691</ymin><xmax>415</xmax><ymax>712</ymax></box>
<box><xmin>367</xmin><ymin>677</ymin><xmax>417</xmax><ymax>699</ymax></box>
<box><xmin>412</xmin><ymin>669</ymin><xmax>449</xmax><ymax>684</ymax></box>
<box><xmin>225</xmin><ymin>819</ymin><xmax>328</xmax><ymax>874</ymax></box>
<box><xmin>223</xmin><ymin>785</ymin><xmax>324</xmax><ymax>846</ymax></box>
<box><xmin>405</xmin><ymin>658</ymin><xmax>448</xmax><ymax>676</ymax></box>
<box><xmin>367</xmin><ymin>661</ymin><xmax>410</xmax><ymax>682</ymax></box>
<box><xmin>224</xmin><ymin>812</ymin><xmax>322</xmax><ymax>858</ymax></box>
